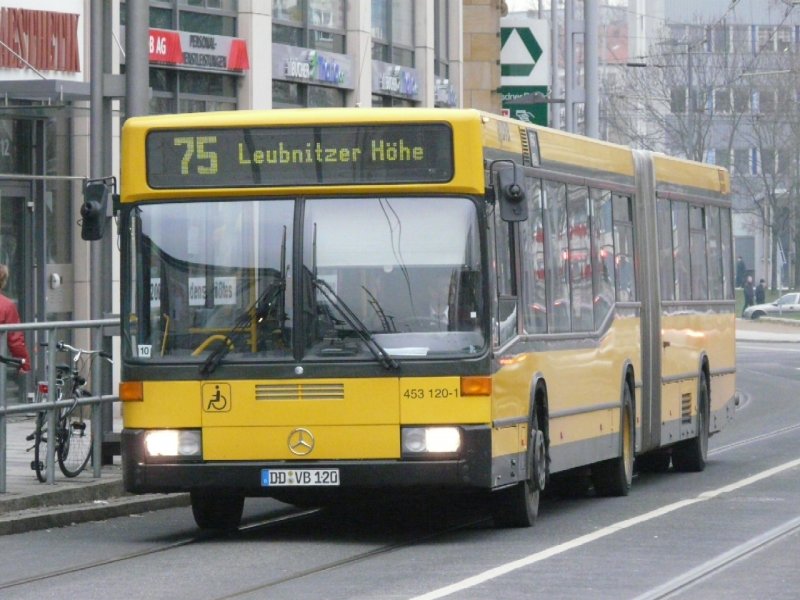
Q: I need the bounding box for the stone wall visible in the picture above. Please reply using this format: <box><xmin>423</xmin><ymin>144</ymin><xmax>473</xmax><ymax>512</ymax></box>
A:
<box><xmin>463</xmin><ymin>0</ymin><xmax>504</xmax><ymax>113</ymax></box>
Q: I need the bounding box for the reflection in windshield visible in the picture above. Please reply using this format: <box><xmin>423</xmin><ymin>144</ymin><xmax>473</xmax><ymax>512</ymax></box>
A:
<box><xmin>303</xmin><ymin>197</ymin><xmax>485</xmax><ymax>358</ymax></box>
<box><xmin>126</xmin><ymin>200</ymin><xmax>294</xmax><ymax>362</ymax></box>
<box><xmin>124</xmin><ymin>196</ymin><xmax>485</xmax><ymax>364</ymax></box>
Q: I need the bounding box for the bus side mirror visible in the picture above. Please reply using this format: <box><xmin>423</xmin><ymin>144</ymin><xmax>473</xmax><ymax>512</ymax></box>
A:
<box><xmin>80</xmin><ymin>181</ymin><xmax>111</xmax><ymax>241</ymax></box>
<box><xmin>497</xmin><ymin>166</ymin><xmax>528</xmax><ymax>222</ymax></box>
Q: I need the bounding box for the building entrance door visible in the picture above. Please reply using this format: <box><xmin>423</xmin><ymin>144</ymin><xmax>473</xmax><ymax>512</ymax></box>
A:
<box><xmin>0</xmin><ymin>181</ymin><xmax>33</xmax><ymax>403</ymax></box>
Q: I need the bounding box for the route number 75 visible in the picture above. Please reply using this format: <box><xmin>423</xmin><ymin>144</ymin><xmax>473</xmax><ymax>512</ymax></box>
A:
<box><xmin>174</xmin><ymin>136</ymin><xmax>219</xmax><ymax>176</ymax></box>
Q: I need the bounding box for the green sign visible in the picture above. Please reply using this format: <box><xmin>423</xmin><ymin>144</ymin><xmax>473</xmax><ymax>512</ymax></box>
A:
<box><xmin>500</xmin><ymin>85</ymin><xmax>549</xmax><ymax>126</ymax></box>
<box><xmin>500</xmin><ymin>27</ymin><xmax>543</xmax><ymax>78</ymax></box>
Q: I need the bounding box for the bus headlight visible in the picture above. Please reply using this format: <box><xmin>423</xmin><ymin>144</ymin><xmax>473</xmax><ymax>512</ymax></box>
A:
<box><xmin>402</xmin><ymin>427</ymin><xmax>461</xmax><ymax>454</ymax></box>
<box><xmin>144</xmin><ymin>430</ymin><xmax>202</xmax><ymax>457</ymax></box>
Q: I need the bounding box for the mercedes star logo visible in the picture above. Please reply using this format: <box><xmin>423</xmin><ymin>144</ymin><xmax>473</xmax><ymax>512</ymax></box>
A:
<box><xmin>287</xmin><ymin>428</ymin><xmax>315</xmax><ymax>456</ymax></box>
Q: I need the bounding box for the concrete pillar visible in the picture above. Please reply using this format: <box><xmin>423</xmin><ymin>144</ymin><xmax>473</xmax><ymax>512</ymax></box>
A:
<box><xmin>347</xmin><ymin>0</ymin><xmax>373</xmax><ymax>107</ymax></box>
<box><xmin>238</xmin><ymin>0</ymin><xmax>272</xmax><ymax>109</ymax></box>
<box><xmin>415</xmin><ymin>0</ymin><xmax>435</xmax><ymax>107</ymax></box>
<box><xmin>450</xmin><ymin>0</ymin><xmax>464</xmax><ymax>107</ymax></box>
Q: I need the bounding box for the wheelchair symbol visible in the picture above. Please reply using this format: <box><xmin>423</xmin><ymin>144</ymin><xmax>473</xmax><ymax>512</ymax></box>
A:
<box><xmin>203</xmin><ymin>383</ymin><xmax>231</xmax><ymax>412</ymax></box>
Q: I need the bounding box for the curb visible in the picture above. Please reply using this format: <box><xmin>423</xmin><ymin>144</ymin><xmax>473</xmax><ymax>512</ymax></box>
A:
<box><xmin>0</xmin><ymin>478</ymin><xmax>126</xmax><ymax>514</ymax></box>
<box><xmin>758</xmin><ymin>317</ymin><xmax>800</xmax><ymax>326</ymax></box>
<box><xmin>0</xmin><ymin>491</ymin><xmax>190</xmax><ymax>536</ymax></box>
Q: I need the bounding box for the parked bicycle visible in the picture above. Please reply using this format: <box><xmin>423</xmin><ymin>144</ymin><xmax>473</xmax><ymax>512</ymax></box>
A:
<box><xmin>26</xmin><ymin>341</ymin><xmax>112</xmax><ymax>482</ymax></box>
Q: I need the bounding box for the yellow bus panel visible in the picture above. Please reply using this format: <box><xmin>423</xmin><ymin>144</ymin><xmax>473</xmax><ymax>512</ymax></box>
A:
<box><xmin>203</xmin><ymin>425</ymin><xmax>399</xmax><ymax>460</ymax></box>
<box><xmin>399</xmin><ymin>377</ymin><xmax>490</xmax><ymax>424</ymax></box>
<box><xmin>199</xmin><ymin>378</ymin><xmax>400</xmax><ymax>428</ymax></box>
<box><xmin>493</xmin><ymin>424</ymin><xmax>526</xmax><ymax>458</ymax></box>
<box><xmin>549</xmin><ymin>409</ymin><xmax>619</xmax><ymax>447</ymax></box>
<box><xmin>124</xmin><ymin>381</ymin><xmax>202</xmax><ymax>428</ymax></box>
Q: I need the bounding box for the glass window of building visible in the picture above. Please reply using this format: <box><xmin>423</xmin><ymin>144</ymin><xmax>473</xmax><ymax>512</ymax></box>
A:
<box><xmin>434</xmin><ymin>0</ymin><xmax>450</xmax><ymax>79</ymax></box>
<box><xmin>371</xmin><ymin>94</ymin><xmax>415</xmax><ymax>107</ymax></box>
<box><xmin>274</xmin><ymin>81</ymin><xmax>346</xmax><ymax>108</ymax></box>
<box><xmin>137</xmin><ymin>1</ymin><xmax>241</xmax><ymax>114</ymax></box>
<box><xmin>149</xmin><ymin>68</ymin><xmax>238</xmax><ymax>114</ymax></box>
<box><xmin>371</xmin><ymin>0</ymin><xmax>414</xmax><ymax>67</ymax></box>
<box><xmin>143</xmin><ymin>1</ymin><xmax>237</xmax><ymax>33</ymax></box>
<box><xmin>272</xmin><ymin>0</ymin><xmax>346</xmax><ymax>53</ymax></box>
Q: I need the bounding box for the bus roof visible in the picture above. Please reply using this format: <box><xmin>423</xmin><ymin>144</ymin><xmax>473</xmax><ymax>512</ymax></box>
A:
<box><xmin>121</xmin><ymin>107</ymin><xmax>729</xmax><ymax>203</ymax></box>
<box><xmin>121</xmin><ymin>108</ymin><xmax>488</xmax><ymax>202</ymax></box>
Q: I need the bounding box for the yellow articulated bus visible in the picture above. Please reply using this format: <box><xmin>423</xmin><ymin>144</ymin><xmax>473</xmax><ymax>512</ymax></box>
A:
<box><xmin>114</xmin><ymin>108</ymin><xmax>736</xmax><ymax>530</ymax></box>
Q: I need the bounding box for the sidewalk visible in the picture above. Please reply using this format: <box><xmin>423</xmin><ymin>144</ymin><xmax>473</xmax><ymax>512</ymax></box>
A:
<box><xmin>1</xmin><ymin>316</ymin><xmax>799</xmax><ymax>536</ymax></box>
<box><xmin>734</xmin><ymin>315</ymin><xmax>800</xmax><ymax>342</ymax></box>
<box><xmin>0</xmin><ymin>416</ymin><xmax>188</xmax><ymax>535</ymax></box>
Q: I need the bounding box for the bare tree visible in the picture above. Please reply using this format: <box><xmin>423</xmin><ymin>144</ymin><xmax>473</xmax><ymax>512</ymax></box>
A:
<box><xmin>603</xmin><ymin>15</ymin><xmax>800</xmax><ymax>290</ymax></box>
<box><xmin>603</xmin><ymin>22</ymin><xmax>751</xmax><ymax>162</ymax></box>
<box><xmin>736</xmin><ymin>47</ymin><xmax>800</xmax><ymax>289</ymax></box>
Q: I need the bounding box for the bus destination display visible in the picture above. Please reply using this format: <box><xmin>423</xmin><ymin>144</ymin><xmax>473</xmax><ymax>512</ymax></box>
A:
<box><xmin>146</xmin><ymin>124</ymin><xmax>454</xmax><ymax>188</ymax></box>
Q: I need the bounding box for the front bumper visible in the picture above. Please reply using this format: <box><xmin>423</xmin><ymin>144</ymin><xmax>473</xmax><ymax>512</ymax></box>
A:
<box><xmin>121</xmin><ymin>426</ymin><xmax>493</xmax><ymax>495</ymax></box>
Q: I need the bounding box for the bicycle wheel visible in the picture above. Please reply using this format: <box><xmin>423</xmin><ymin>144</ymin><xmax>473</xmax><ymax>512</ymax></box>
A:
<box><xmin>32</xmin><ymin>411</ymin><xmax>49</xmax><ymax>483</ymax></box>
<box><xmin>57</xmin><ymin>393</ymin><xmax>92</xmax><ymax>477</ymax></box>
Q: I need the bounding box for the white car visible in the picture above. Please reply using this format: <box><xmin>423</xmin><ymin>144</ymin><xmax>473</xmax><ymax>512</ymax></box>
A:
<box><xmin>743</xmin><ymin>292</ymin><xmax>800</xmax><ymax>320</ymax></box>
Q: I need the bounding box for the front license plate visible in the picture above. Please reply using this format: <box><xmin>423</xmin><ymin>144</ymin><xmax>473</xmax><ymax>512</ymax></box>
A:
<box><xmin>261</xmin><ymin>468</ymin><xmax>340</xmax><ymax>487</ymax></box>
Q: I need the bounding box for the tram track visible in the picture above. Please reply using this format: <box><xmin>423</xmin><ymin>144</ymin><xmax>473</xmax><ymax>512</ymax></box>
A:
<box><xmin>710</xmin><ymin>420</ymin><xmax>800</xmax><ymax>456</ymax></box>
<box><xmin>0</xmin><ymin>507</ymin><xmax>322</xmax><ymax>592</ymax></box>
<box><xmin>632</xmin><ymin>514</ymin><xmax>800</xmax><ymax>600</ymax></box>
<box><xmin>214</xmin><ymin>514</ymin><xmax>492</xmax><ymax>600</ymax></box>
<box><xmin>2</xmin><ymin>420</ymin><xmax>799</xmax><ymax>597</ymax></box>
<box><xmin>0</xmin><ymin>501</ymin><xmax>491</xmax><ymax>595</ymax></box>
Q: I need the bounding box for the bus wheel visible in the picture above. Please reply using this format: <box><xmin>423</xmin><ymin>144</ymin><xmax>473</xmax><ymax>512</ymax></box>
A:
<box><xmin>492</xmin><ymin>410</ymin><xmax>545</xmax><ymax>528</ymax></box>
<box><xmin>191</xmin><ymin>491</ymin><xmax>244</xmax><ymax>530</ymax></box>
<box><xmin>591</xmin><ymin>384</ymin><xmax>634</xmax><ymax>497</ymax></box>
<box><xmin>672</xmin><ymin>371</ymin><xmax>709</xmax><ymax>472</ymax></box>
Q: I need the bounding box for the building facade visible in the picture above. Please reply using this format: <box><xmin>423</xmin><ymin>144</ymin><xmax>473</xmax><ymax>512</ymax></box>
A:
<box><xmin>622</xmin><ymin>0</ymin><xmax>800</xmax><ymax>290</ymax></box>
<box><xmin>0</xmin><ymin>0</ymin><xmax>507</xmax><ymax>401</ymax></box>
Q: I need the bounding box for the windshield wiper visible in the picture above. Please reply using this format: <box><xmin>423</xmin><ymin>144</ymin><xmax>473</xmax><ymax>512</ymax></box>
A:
<box><xmin>199</xmin><ymin>280</ymin><xmax>285</xmax><ymax>377</ymax></box>
<box><xmin>312</xmin><ymin>277</ymin><xmax>399</xmax><ymax>370</ymax></box>
<box><xmin>362</xmin><ymin>285</ymin><xmax>397</xmax><ymax>333</ymax></box>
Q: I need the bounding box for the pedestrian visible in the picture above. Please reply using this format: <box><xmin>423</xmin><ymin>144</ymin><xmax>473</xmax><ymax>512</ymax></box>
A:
<box><xmin>755</xmin><ymin>279</ymin><xmax>766</xmax><ymax>305</ymax></box>
<box><xmin>742</xmin><ymin>275</ymin><xmax>755</xmax><ymax>317</ymax></box>
<box><xmin>735</xmin><ymin>255</ymin><xmax>746</xmax><ymax>288</ymax></box>
<box><xmin>0</xmin><ymin>263</ymin><xmax>30</xmax><ymax>372</ymax></box>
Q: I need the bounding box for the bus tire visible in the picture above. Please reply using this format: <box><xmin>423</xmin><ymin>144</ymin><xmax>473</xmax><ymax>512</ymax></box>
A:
<box><xmin>190</xmin><ymin>491</ymin><xmax>244</xmax><ymax>530</ymax></box>
<box><xmin>591</xmin><ymin>383</ymin><xmax>634</xmax><ymax>497</ymax></box>
<box><xmin>672</xmin><ymin>371</ymin><xmax>709</xmax><ymax>473</ymax></box>
<box><xmin>492</xmin><ymin>408</ymin><xmax>545</xmax><ymax>528</ymax></box>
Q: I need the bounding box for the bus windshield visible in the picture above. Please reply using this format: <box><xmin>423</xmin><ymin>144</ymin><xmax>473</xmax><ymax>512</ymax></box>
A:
<box><xmin>124</xmin><ymin>196</ymin><xmax>485</xmax><ymax>364</ymax></box>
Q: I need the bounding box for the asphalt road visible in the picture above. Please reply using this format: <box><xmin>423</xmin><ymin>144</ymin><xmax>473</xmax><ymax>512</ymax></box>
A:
<box><xmin>0</xmin><ymin>338</ymin><xmax>798</xmax><ymax>600</ymax></box>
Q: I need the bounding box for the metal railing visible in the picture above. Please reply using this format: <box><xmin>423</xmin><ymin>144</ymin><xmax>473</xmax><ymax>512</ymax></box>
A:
<box><xmin>0</xmin><ymin>318</ymin><xmax>119</xmax><ymax>493</ymax></box>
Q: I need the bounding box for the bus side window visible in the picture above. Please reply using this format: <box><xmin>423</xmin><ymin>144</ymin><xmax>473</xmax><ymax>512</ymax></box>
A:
<box><xmin>568</xmin><ymin>185</ymin><xmax>593</xmax><ymax>332</ymax></box>
<box><xmin>491</xmin><ymin>203</ymin><xmax>518</xmax><ymax>345</ymax></box>
<box><xmin>706</xmin><ymin>206</ymin><xmax>723</xmax><ymax>300</ymax></box>
<box><xmin>672</xmin><ymin>201</ymin><xmax>691</xmax><ymax>301</ymax></box>
<box><xmin>689</xmin><ymin>204</ymin><xmax>709</xmax><ymax>300</ymax></box>
<box><xmin>521</xmin><ymin>177</ymin><xmax>546</xmax><ymax>333</ymax></box>
<box><xmin>657</xmin><ymin>198</ymin><xmax>675</xmax><ymax>301</ymax></box>
<box><xmin>544</xmin><ymin>181</ymin><xmax>570</xmax><ymax>333</ymax></box>
<box><xmin>613</xmin><ymin>194</ymin><xmax>636</xmax><ymax>302</ymax></box>
<box><xmin>591</xmin><ymin>189</ymin><xmax>615</xmax><ymax>326</ymax></box>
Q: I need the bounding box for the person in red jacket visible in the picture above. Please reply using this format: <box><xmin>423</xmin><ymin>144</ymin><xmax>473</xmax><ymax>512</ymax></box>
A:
<box><xmin>0</xmin><ymin>263</ymin><xmax>30</xmax><ymax>372</ymax></box>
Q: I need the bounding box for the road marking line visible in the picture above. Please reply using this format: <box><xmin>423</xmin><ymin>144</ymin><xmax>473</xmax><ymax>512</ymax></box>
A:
<box><xmin>409</xmin><ymin>457</ymin><xmax>800</xmax><ymax>600</ymax></box>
